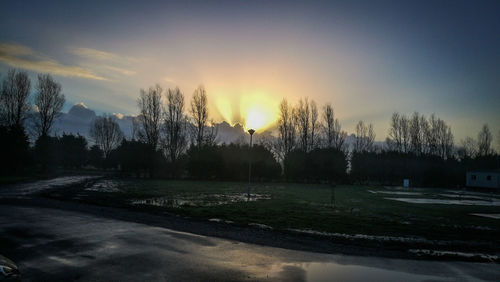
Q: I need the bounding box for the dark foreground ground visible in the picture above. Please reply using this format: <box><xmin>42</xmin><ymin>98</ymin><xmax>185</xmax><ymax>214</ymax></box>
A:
<box><xmin>0</xmin><ymin>176</ymin><xmax>499</xmax><ymax>281</ymax></box>
<box><xmin>1</xmin><ymin>203</ymin><xmax>499</xmax><ymax>282</ymax></box>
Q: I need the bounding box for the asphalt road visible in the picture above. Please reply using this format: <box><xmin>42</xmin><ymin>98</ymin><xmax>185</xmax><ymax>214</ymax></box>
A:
<box><xmin>1</xmin><ymin>204</ymin><xmax>498</xmax><ymax>282</ymax></box>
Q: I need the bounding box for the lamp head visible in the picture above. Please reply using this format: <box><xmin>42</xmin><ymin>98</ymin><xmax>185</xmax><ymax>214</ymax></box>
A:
<box><xmin>248</xmin><ymin>129</ymin><xmax>255</xmax><ymax>135</ymax></box>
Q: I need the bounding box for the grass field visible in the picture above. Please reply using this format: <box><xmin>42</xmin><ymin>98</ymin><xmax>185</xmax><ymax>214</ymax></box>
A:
<box><xmin>44</xmin><ymin>178</ymin><xmax>500</xmax><ymax>254</ymax></box>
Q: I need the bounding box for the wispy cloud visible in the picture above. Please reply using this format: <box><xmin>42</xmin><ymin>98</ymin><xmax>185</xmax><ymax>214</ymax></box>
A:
<box><xmin>70</xmin><ymin>47</ymin><xmax>137</xmax><ymax>63</ymax></box>
<box><xmin>0</xmin><ymin>42</ymin><xmax>108</xmax><ymax>81</ymax></box>
<box><xmin>70</xmin><ymin>47</ymin><xmax>137</xmax><ymax>77</ymax></box>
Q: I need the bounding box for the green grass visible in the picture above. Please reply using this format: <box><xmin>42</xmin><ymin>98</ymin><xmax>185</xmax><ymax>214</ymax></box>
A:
<box><xmin>45</xmin><ymin>179</ymin><xmax>500</xmax><ymax>251</ymax></box>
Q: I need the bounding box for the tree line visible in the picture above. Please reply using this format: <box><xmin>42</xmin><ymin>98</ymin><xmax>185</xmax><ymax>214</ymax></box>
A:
<box><xmin>1</xmin><ymin>68</ymin><xmax>498</xmax><ymax>186</ymax></box>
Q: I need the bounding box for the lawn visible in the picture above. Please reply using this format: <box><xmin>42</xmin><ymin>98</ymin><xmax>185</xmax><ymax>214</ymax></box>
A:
<box><xmin>44</xmin><ymin>178</ymin><xmax>500</xmax><ymax>253</ymax></box>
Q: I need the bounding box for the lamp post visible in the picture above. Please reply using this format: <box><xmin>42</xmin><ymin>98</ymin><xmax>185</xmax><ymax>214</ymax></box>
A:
<box><xmin>247</xmin><ymin>128</ymin><xmax>255</xmax><ymax>200</ymax></box>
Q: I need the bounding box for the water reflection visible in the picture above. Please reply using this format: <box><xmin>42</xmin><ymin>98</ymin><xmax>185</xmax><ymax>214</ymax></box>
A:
<box><xmin>131</xmin><ymin>193</ymin><xmax>271</xmax><ymax>208</ymax></box>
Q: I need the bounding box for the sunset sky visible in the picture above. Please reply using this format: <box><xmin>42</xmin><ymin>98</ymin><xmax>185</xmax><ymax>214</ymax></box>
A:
<box><xmin>1</xmin><ymin>0</ymin><xmax>499</xmax><ymax>140</ymax></box>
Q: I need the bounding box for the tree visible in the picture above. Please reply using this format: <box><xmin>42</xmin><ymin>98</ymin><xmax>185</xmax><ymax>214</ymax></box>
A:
<box><xmin>163</xmin><ymin>87</ymin><xmax>187</xmax><ymax>163</ymax></box>
<box><xmin>309</xmin><ymin>100</ymin><xmax>318</xmax><ymax>150</ymax></box>
<box><xmin>409</xmin><ymin>112</ymin><xmax>427</xmax><ymax>155</ymax></box>
<box><xmin>0</xmin><ymin>69</ymin><xmax>31</xmax><ymax>127</ymax></box>
<box><xmin>323</xmin><ymin>103</ymin><xmax>335</xmax><ymax>148</ymax></box>
<box><xmin>354</xmin><ymin>121</ymin><xmax>375</xmax><ymax>152</ymax></box>
<box><xmin>276</xmin><ymin>98</ymin><xmax>296</xmax><ymax>161</ymax></box>
<box><xmin>477</xmin><ymin>124</ymin><xmax>493</xmax><ymax>156</ymax></box>
<box><xmin>59</xmin><ymin>133</ymin><xmax>88</xmax><ymax>168</ymax></box>
<box><xmin>89</xmin><ymin>115</ymin><xmax>124</xmax><ymax>158</ymax></box>
<box><xmin>458</xmin><ymin>136</ymin><xmax>477</xmax><ymax>159</ymax></box>
<box><xmin>322</xmin><ymin>103</ymin><xmax>346</xmax><ymax>151</ymax></box>
<box><xmin>137</xmin><ymin>84</ymin><xmax>163</xmax><ymax>149</ymax></box>
<box><xmin>33</xmin><ymin>74</ymin><xmax>65</xmax><ymax>137</ymax></box>
<box><xmin>189</xmin><ymin>85</ymin><xmax>216</xmax><ymax>147</ymax></box>
<box><xmin>88</xmin><ymin>144</ymin><xmax>104</xmax><ymax>168</ymax></box>
<box><xmin>0</xmin><ymin>125</ymin><xmax>31</xmax><ymax>175</ymax></box>
<box><xmin>296</xmin><ymin>98</ymin><xmax>310</xmax><ymax>152</ymax></box>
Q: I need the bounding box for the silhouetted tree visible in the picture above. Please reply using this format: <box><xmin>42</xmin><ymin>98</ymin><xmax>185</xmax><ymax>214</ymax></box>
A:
<box><xmin>458</xmin><ymin>136</ymin><xmax>477</xmax><ymax>160</ymax></box>
<box><xmin>111</xmin><ymin>139</ymin><xmax>165</xmax><ymax>177</ymax></box>
<box><xmin>59</xmin><ymin>133</ymin><xmax>88</xmax><ymax>168</ymax></box>
<box><xmin>0</xmin><ymin>125</ymin><xmax>31</xmax><ymax>175</ymax></box>
<box><xmin>33</xmin><ymin>74</ymin><xmax>65</xmax><ymax>137</ymax></box>
<box><xmin>409</xmin><ymin>112</ymin><xmax>427</xmax><ymax>155</ymax></box>
<box><xmin>163</xmin><ymin>87</ymin><xmax>188</xmax><ymax>164</ymax></box>
<box><xmin>136</xmin><ymin>84</ymin><xmax>162</xmax><ymax>149</ymax></box>
<box><xmin>34</xmin><ymin>135</ymin><xmax>60</xmax><ymax>172</ymax></box>
<box><xmin>276</xmin><ymin>98</ymin><xmax>296</xmax><ymax>161</ymax></box>
<box><xmin>0</xmin><ymin>69</ymin><xmax>31</xmax><ymax>128</ymax></box>
<box><xmin>89</xmin><ymin>115</ymin><xmax>124</xmax><ymax>158</ymax></box>
<box><xmin>88</xmin><ymin>144</ymin><xmax>104</xmax><ymax>168</ymax></box>
<box><xmin>296</xmin><ymin>98</ymin><xmax>310</xmax><ymax>152</ymax></box>
<box><xmin>477</xmin><ymin>124</ymin><xmax>493</xmax><ymax>156</ymax></box>
<box><xmin>322</xmin><ymin>103</ymin><xmax>346</xmax><ymax>151</ymax></box>
<box><xmin>387</xmin><ymin>112</ymin><xmax>410</xmax><ymax>153</ymax></box>
<box><xmin>189</xmin><ymin>85</ymin><xmax>216</xmax><ymax>147</ymax></box>
<box><xmin>354</xmin><ymin>120</ymin><xmax>375</xmax><ymax>152</ymax></box>
<box><xmin>284</xmin><ymin>147</ymin><xmax>347</xmax><ymax>182</ymax></box>
<box><xmin>310</xmin><ymin>100</ymin><xmax>318</xmax><ymax>150</ymax></box>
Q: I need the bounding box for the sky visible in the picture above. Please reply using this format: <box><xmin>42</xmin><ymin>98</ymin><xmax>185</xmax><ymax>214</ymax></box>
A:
<box><xmin>0</xmin><ymin>0</ymin><xmax>499</xmax><ymax>142</ymax></box>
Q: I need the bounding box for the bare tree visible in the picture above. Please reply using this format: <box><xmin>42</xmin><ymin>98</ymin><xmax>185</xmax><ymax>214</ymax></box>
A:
<box><xmin>323</xmin><ymin>103</ymin><xmax>335</xmax><ymax>147</ymax></box>
<box><xmin>0</xmin><ymin>69</ymin><xmax>31</xmax><ymax>127</ymax></box>
<box><xmin>409</xmin><ymin>112</ymin><xmax>427</xmax><ymax>155</ymax></box>
<box><xmin>33</xmin><ymin>74</ymin><xmax>65</xmax><ymax>137</ymax></box>
<box><xmin>437</xmin><ymin>118</ymin><xmax>453</xmax><ymax>159</ymax></box>
<box><xmin>189</xmin><ymin>85</ymin><xmax>216</xmax><ymax>147</ymax></box>
<box><xmin>276</xmin><ymin>98</ymin><xmax>296</xmax><ymax>161</ymax></box>
<box><xmin>296</xmin><ymin>98</ymin><xmax>310</xmax><ymax>152</ymax></box>
<box><xmin>332</xmin><ymin>119</ymin><xmax>347</xmax><ymax>151</ymax></box>
<box><xmin>137</xmin><ymin>84</ymin><xmax>163</xmax><ymax>149</ymax></box>
<box><xmin>89</xmin><ymin>115</ymin><xmax>124</xmax><ymax>158</ymax></box>
<box><xmin>477</xmin><ymin>124</ymin><xmax>493</xmax><ymax>156</ymax></box>
<box><xmin>354</xmin><ymin>121</ymin><xmax>375</xmax><ymax>152</ymax></box>
<box><xmin>387</xmin><ymin>112</ymin><xmax>411</xmax><ymax>153</ymax></box>
<box><xmin>163</xmin><ymin>87</ymin><xmax>187</xmax><ymax>162</ymax></box>
<box><xmin>458</xmin><ymin>136</ymin><xmax>477</xmax><ymax>159</ymax></box>
<box><xmin>322</xmin><ymin>103</ymin><xmax>346</xmax><ymax>151</ymax></box>
<box><xmin>309</xmin><ymin>100</ymin><xmax>318</xmax><ymax>150</ymax></box>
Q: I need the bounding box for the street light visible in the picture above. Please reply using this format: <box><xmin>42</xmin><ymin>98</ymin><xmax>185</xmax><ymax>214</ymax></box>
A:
<box><xmin>247</xmin><ymin>128</ymin><xmax>255</xmax><ymax>200</ymax></box>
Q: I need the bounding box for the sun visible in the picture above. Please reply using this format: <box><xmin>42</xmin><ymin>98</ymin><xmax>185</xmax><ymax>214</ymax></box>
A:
<box><xmin>214</xmin><ymin>91</ymin><xmax>279</xmax><ymax>131</ymax></box>
<box><xmin>240</xmin><ymin>93</ymin><xmax>278</xmax><ymax>131</ymax></box>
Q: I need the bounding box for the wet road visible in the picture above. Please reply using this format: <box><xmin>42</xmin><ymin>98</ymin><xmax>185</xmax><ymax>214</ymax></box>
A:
<box><xmin>0</xmin><ymin>205</ymin><xmax>498</xmax><ymax>281</ymax></box>
<box><xmin>0</xmin><ymin>176</ymin><xmax>100</xmax><ymax>198</ymax></box>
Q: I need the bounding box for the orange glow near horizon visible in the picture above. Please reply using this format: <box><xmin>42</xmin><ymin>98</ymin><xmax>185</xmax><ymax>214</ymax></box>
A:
<box><xmin>240</xmin><ymin>93</ymin><xmax>279</xmax><ymax>131</ymax></box>
<box><xmin>214</xmin><ymin>91</ymin><xmax>279</xmax><ymax>132</ymax></box>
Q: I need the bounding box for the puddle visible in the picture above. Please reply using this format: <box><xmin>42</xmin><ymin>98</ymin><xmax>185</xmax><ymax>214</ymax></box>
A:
<box><xmin>385</xmin><ymin>197</ymin><xmax>500</xmax><ymax>206</ymax></box>
<box><xmin>131</xmin><ymin>193</ymin><xmax>270</xmax><ymax>208</ymax></box>
<box><xmin>368</xmin><ymin>190</ymin><xmax>422</xmax><ymax>196</ymax></box>
<box><xmin>445</xmin><ymin>190</ymin><xmax>500</xmax><ymax>198</ymax></box>
<box><xmin>439</xmin><ymin>194</ymin><xmax>497</xmax><ymax>201</ymax></box>
<box><xmin>85</xmin><ymin>180</ymin><xmax>121</xmax><ymax>192</ymax></box>
<box><xmin>249</xmin><ymin>223</ymin><xmax>273</xmax><ymax>230</ymax></box>
<box><xmin>288</xmin><ymin>229</ymin><xmax>432</xmax><ymax>244</ymax></box>
<box><xmin>470</xmin><ymin>213</ymin><xmax>500</xmax><ymax>219</ymax></box>
<box><xmin>409</xmin><ymin>249</ymin><xmax>498</xmax><ymax>261</ymax></box>
<box><xmin>269</xmin><ymin>262</ymin><xmax>456</xmax><ymax>282</ymax></box>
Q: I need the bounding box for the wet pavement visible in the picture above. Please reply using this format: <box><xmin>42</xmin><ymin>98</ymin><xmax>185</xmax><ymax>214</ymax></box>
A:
<box><xmin>0</xmin><ymin>205</ymin><xmax>498</xmax><ymax>281</ymax></box>
<box><xmin>0</xmin><ymin>176</ymin><xmax>100</xmax><ymax>198</ymax></box>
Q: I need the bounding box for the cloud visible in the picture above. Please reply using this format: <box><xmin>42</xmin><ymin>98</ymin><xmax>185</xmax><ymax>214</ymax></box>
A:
<box><xmin>0</xmin><ymin>42</ymin><xmax>108</xmax><ymax>81</ymax></box>
<box><xmin>103</xmin><ymin>65</ymin><xmax>136</xmax><ymax>76</ymax></box>
<box><xmin>70</xmin><ymin>47</ymin><xmax>137</xmax><ymax>77</ymax></box>
<box><xmin>71</xmin><ymin>47</ymin><xmax>137</xmax><ymax>63</ymax></box>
